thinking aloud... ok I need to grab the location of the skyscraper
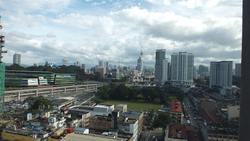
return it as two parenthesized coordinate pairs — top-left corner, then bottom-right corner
(155, 49), (168, 85)
(136, 51), (143, 74)
(235, 63), (241, 77)
(209, 61), (233, 94)
(170, 52), (194, 86)
(13, 53), (21, 65)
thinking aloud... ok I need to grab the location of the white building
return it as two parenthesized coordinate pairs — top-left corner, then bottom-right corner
(118, 119), (139, 141)
(209, 61), (233, 95)
(170, 52), (194, 87)
(155, 49), (169, 85)
(92, 104), (114, 116)
(13, 53), (21, 65)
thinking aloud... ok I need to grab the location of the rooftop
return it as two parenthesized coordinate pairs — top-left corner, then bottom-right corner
(95, 104), (113, 108)
(63, 133), (123, 141)
(122, 111), (142, 120)
(167, 124), (201, 141)
(170, 100), (183, 113)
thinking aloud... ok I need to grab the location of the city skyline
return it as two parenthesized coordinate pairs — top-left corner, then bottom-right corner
(0, 0), (242, 66)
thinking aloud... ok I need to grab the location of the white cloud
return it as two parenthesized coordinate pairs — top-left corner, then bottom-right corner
(0, 0), (242, 66)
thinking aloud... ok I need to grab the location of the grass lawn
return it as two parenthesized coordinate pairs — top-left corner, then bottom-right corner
(101, 100), (161, 112)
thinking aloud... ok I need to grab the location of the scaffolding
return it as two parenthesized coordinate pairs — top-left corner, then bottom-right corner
(0, 16), (7, 113)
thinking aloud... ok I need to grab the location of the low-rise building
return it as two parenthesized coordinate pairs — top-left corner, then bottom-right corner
(165, 124), (201, 141)
(89, 115), (112, 131)
(227, 105), (240, 120)
(121, 111), (144, 138)
(169, 100), (184, 124)
(118, 118), (139, 141)
(116, 104), (127, 113)
(92, 104), (114, 116)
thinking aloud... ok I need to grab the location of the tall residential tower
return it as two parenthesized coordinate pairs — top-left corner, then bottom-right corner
(155, 49), (169, 85)
(209, 61), (233, 95)
(170, 52), (194, 86)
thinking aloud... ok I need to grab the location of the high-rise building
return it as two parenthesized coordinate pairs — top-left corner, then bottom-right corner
(162, 59), (169, 83)
(13, 53), (21, 65)
(209, 61), (233, 94)
(235, 63), (241, 77)
(170, 52), (194, 86)
(155, 49), (169, 85)
(136, 51), (143, 74)
(198, 65), (209, 78)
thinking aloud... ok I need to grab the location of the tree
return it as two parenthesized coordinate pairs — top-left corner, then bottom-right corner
(153, 112), (171, 128)
(28, 96), (53, 114)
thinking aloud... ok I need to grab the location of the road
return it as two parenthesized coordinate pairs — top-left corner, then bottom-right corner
(183, 97), (198, 127)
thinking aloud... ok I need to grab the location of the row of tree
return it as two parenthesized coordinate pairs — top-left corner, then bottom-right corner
(96, 84), (185, 104)
(6, 64), (89, 81)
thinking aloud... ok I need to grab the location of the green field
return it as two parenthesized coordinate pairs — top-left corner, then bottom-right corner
(101, 100), (161, 112)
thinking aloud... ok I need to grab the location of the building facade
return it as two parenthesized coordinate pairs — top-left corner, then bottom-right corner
(209, 61), (233, 95)
(170, 52), (194, 86)
(155, 49), (169, 85)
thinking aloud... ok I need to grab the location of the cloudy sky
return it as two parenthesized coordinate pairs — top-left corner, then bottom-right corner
(0, 0), (242, 67)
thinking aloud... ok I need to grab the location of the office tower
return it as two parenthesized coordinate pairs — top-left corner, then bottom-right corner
(170, 52), (194, 86)
(136, 51), (143, 74)
(235, 63), (241, 77)
(198, 65), (209, 78)
(155, 49), (169, 85)
(209, 61), (233, 95)
(0, 16), (7, 113)
(13, 53), (21, 65)
(240, 0), (250, 139)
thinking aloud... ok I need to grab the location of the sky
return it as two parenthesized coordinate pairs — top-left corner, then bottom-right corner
(0, 0), (242, 67)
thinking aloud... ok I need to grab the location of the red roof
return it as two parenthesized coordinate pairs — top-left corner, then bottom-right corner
(170, 100), (183, 113)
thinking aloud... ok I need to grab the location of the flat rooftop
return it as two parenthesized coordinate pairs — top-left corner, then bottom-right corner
(63, 133), (124, 141)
